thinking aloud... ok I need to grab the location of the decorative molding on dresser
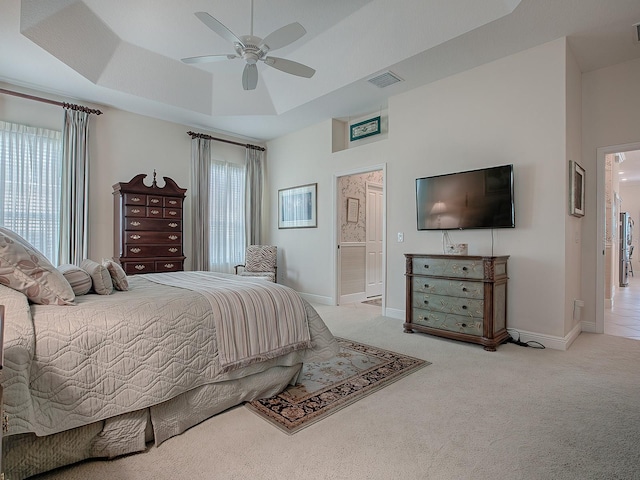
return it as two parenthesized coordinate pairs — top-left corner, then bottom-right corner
(113, 173), (187, 275)
(404, 254), (510, 351)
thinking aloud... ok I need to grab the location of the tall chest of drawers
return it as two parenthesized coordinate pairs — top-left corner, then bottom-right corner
(404, 254), (509, 351)
(113, 173), (187, 275)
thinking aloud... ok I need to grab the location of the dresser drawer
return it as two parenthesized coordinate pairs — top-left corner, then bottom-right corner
(412, 308), (483, 336)
(412, 292), (484, 318)
(412, 257), (484, 279)
(411, 276), (484, 299)
(155, 260), (183, 272)
(124, 193), (146, 206)
(125, 231), (181, 244)
(164, 197), (182, 208)
(125, 205), (146, 217)
(123, 261), (154, 274)
(124, 245), (182, 257)
(125, 218), (181, 231)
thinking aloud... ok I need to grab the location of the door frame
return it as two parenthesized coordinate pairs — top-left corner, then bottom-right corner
(332, 163), (387, 309)
(596, 141), (640, 334)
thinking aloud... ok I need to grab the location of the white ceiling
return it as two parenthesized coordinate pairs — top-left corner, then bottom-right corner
(1, 0), (640, 141)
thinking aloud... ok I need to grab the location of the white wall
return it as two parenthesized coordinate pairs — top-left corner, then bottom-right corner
(581, 57), (640, 329)
(267, 38), (571, 341)
(0, 83), (251, 270)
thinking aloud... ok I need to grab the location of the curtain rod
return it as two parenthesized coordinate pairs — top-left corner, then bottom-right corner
(0, 88), (103, 115)
(187, 130), (265, 151)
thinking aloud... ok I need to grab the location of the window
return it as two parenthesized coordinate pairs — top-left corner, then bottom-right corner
(0, 121), (62, 263)
(208, 160), (246, 272)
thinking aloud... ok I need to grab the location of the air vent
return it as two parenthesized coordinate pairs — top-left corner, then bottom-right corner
(368, 71), (403, 88)
(635, 22), (640, 43)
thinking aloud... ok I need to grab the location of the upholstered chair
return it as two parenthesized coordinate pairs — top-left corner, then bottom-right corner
(234, 245), (277, 282)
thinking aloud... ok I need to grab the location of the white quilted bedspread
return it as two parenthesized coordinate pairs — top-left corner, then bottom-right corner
(0, 273), (338, 437)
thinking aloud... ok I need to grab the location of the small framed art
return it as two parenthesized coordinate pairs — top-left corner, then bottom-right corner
(346, 197), (359, 223)
(569, 160), (585, 217)
(278, 183), (317, 229)
(350, 116), (381, 141)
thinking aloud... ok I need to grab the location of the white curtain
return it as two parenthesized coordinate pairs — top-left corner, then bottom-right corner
(0, 120), (62, 262)
(245, 147), (265, 245)
(190, 137), (211, 270)
(59, 109), (90, 265)
(209, 159), (246, 272)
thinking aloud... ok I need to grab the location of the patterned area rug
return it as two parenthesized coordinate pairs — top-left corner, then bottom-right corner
(246, 337), (429, 434)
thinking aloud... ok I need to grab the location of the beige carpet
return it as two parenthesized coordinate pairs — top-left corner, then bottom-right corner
(33, 302), (640, 480)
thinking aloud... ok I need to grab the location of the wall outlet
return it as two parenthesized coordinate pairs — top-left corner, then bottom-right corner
(397, 232), (404, 242)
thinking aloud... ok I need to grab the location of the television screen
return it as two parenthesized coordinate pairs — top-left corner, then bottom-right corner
(416, 164), (514, 230)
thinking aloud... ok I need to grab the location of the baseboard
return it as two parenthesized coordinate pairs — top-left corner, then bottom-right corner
(384, 307), (404, 320)
(298, 292), (334, 306)
(507, 321), (582, 351)
(580, 320), (597, 333)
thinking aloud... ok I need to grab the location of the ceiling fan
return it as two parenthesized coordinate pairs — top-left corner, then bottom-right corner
(181, 0), (316, 90)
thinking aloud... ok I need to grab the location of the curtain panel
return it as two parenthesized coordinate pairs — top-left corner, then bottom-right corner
(190, 137), (212, 271)
(59, 109), (90, 266)
(245, 148), (265, 245)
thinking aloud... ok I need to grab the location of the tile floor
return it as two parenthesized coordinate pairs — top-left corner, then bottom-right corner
(605, 276), (640, 340)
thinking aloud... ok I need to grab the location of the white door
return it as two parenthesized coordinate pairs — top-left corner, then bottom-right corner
(365, 183), (383, 297)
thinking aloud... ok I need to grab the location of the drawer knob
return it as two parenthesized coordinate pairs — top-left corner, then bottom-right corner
(151, 199), (160, 203)
(462, 287), (468, 292)
(462, 305), (468, 310)
(168, 248), (178, 253)
(424, 284), (429, 288)
(423, 300), (429, 305)
(169, 222), (178, 228)
(169, 211), (177, 215)
(424, 264), (430, 269)
(130, 234), (141, 240)
(130, 247), (141, 253)
(131, 208), (141, 213)
(169, 200), (177, 205)
(168, 235), (178, 240)
(461, 323), (467, 327)
(151, 209), (160, 215)
(135, 265), (146, 270)
(164, 263), (174, 268)
(131, 197), (141, 202)
(130, 221), (141, 226)
(462, 266), (468, 271)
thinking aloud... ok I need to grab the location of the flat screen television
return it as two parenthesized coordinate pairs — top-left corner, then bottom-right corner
(416, 164), (515, 230)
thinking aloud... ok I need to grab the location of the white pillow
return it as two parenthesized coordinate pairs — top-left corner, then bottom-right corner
(103, 259), (129, 291)
(80, 259), (113, 295)
(0, 227), (75, 305)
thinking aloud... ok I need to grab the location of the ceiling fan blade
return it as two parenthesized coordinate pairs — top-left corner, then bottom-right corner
(264, 57), (315, 78)
(261, 22), (306, 52)
(242, 64), (258, 90)
(181, 54), (237, 64)
(194, 12), (245, 48)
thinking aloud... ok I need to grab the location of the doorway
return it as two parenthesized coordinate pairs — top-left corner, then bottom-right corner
(335, 166), (386, 307)
(597, 143), (640, 340)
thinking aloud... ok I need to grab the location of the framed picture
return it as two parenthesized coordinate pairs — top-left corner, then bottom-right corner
(350, 116), (381, 141)
(569, 160), (585, 217)
(346, 197), (359, 223)
(278, 183), (317, 229)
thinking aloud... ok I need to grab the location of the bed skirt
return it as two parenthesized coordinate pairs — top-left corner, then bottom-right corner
(3, 364), (302, 479)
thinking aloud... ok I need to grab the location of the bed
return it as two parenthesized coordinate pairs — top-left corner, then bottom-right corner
(0, 252), (338, 479)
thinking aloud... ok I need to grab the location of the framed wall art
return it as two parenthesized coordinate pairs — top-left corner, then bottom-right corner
(278, 183), (317, 229)
(569, 160), (585, 217)
(346, 197), (359, 223)
(350, 116), (381, 142)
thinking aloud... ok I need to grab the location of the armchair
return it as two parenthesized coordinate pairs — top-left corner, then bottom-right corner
(234, 245), (277, 282)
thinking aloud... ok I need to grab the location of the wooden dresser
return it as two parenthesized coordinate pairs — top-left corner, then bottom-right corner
(113, 173), (187, 275)
(404, 254), (509, 351)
